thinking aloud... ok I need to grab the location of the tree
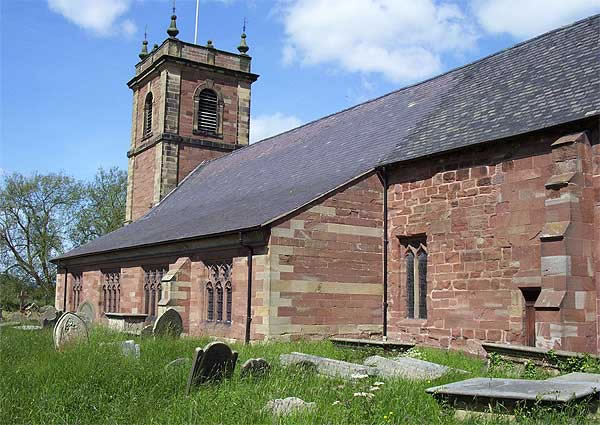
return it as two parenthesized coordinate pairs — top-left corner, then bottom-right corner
(70, 167), (127, 245)
(0, 173), (83, 299)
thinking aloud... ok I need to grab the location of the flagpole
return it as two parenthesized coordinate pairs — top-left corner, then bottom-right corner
(194, 0), (200, 44)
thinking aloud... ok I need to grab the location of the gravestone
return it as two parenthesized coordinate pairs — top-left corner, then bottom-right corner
(264, 397), (315, 416)
(53, 312), (88, 350)
(186, 342), (238, 395)
(363, 355), (463, 380)
(120, 340), (140, 359)
(76, 301), (95, 326)
(240, 358), (271, 378)
(140, 323), (154, 337)
(40, 306), (62, 329)
(280, 352), (377, 380)
(426, 377), (600, 410)
(152, 308), (183, 337)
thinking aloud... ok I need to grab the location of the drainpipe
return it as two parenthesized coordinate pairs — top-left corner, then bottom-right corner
(240, 233), (253, 344)
(62, 264), (68, 312)
(377, 167), (389, 340)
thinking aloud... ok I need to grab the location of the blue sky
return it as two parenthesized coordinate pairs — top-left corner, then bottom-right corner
(1, 0), (599, 180)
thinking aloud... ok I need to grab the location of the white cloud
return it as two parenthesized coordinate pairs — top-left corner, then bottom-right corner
(472, 0), (600, 39)
(250, 113), (303, 143)
(47, 0), (136, 37)
(280, 0), (478, 83)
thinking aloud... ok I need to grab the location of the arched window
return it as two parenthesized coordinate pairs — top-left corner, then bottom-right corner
(143, 92), (153, 137)
(206, 283), (214, 321)
(197, 89), (218, 135)
(216, 283), (223, 322)
(401, 237), (427, 319)
(144, 266), (167, 318)
(225, 281), (232, 323)
(102, 270), (120, 313)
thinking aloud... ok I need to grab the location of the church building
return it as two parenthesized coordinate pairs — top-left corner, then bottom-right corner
(54, 13), (600, 354)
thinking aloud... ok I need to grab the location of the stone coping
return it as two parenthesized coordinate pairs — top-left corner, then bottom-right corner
(330, 337), (414, 350)
(426, 377), (598, 403)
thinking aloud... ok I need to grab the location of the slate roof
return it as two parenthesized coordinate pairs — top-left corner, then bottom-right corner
(56, 14), (600, 261)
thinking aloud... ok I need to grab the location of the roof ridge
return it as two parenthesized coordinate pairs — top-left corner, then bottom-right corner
(185, 13), (599, 173)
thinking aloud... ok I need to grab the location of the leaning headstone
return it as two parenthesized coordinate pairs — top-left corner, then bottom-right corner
(152, 308), (183, 337)
(140, 323), (154, 337)
(120, 340), (140, 359)
(53, 312), (88, 350)
(40, 306), (61, 329)
(364, 355), (463, 380)
(264, 397), (315, 416)
(165, 357), (190, 370)
(240, 358), (271, 378)
(76, 301), (95, 326)
(280, 352), (377, 380)
(186, 342), (238, 395)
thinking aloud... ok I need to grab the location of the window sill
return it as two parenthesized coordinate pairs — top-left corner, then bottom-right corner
(142, 132), (153, 141)
(205, 320), (232, 326)
(193, 130), (222, 139)
(397, 318), (428, 326)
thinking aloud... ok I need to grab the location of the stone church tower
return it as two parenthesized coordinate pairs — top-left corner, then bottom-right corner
(125, 12), (259, 222)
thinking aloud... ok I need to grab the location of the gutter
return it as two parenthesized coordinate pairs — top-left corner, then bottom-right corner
(376, 167), (389, 339)
(239, 232), (254, 344)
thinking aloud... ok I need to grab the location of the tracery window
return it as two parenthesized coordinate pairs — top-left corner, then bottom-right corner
(402, 237), (428, 319)
(143, 92), (153, 137)
(196, 89), (219, 135)
(206, 261), (232, 323)
(71, 273), (83, 310)
(144, 266), (167, 318)
(102, 271), (121, 314)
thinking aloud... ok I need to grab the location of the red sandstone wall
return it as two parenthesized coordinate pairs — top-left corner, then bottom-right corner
(130, 148), (155, 220)
(263, 173), (384, 341)
(177, 145), (228, 182)
(387, 123), (598, 353)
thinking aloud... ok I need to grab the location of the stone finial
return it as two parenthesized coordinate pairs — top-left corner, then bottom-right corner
(167, 7), (179, 38)
(152, 43), (159, 52)
(206, 40), (215, 49)
(139, 39), (149, 60)
(237, 33), (249, 55)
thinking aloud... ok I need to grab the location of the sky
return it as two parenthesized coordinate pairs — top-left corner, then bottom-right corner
(1, 0), (599, 181)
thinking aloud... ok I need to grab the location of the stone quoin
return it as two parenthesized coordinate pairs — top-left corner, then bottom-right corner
(52, 13), (600, 354)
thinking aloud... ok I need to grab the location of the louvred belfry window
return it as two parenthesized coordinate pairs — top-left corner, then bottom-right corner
(206, 261), (232, 323)
(143, 93), (153, 137)
(197, 89), (218, 134)
(401, 237), (428, 319)
(144, 266), (167, 318)
(102, 271), (121, 313)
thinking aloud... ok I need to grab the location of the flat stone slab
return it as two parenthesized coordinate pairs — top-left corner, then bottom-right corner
(14, 325), (42, 331)
(426, 378), (599, 403)
(547, 372), (600, 386)
(364, 355), (460, 380)
(280, 352), (377, 379)
(330, 337), (414, 351)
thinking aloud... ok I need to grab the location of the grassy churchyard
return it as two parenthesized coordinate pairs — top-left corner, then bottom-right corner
(1, 325), (600, 425)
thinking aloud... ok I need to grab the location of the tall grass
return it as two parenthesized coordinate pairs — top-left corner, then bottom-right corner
(0, 327), (595, 424)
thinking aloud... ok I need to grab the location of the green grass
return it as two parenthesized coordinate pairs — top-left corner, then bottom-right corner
(0, 327), (596, 424)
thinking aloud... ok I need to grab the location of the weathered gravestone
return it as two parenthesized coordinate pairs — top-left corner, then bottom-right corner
(165, 357), (190, 370)
(241, 358), (271, 378)
(186, 342), (238, 395)
(53, 312), (88, 350)
(76, 301), (95, 326)
(280, 352), (377, 380)
(140, 323), (154, 337)
(152, 308), (183, 337)
(363, 355), (464, 380)
(40, 306), (62, 329)
(264, 397), (315, 416)
(120, 340), (140, 359)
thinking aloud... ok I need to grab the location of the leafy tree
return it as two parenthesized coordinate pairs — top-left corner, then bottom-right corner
(0, 173), (83, 300)
(70, 167), (127, 245)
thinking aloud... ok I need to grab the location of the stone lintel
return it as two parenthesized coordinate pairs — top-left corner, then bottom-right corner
(539, 221), (570, 241)
(534, 289), (566, 310)
(544, 172), (577, 190)
(127, 133), (241, 158)
(551, 132), (589, 147)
